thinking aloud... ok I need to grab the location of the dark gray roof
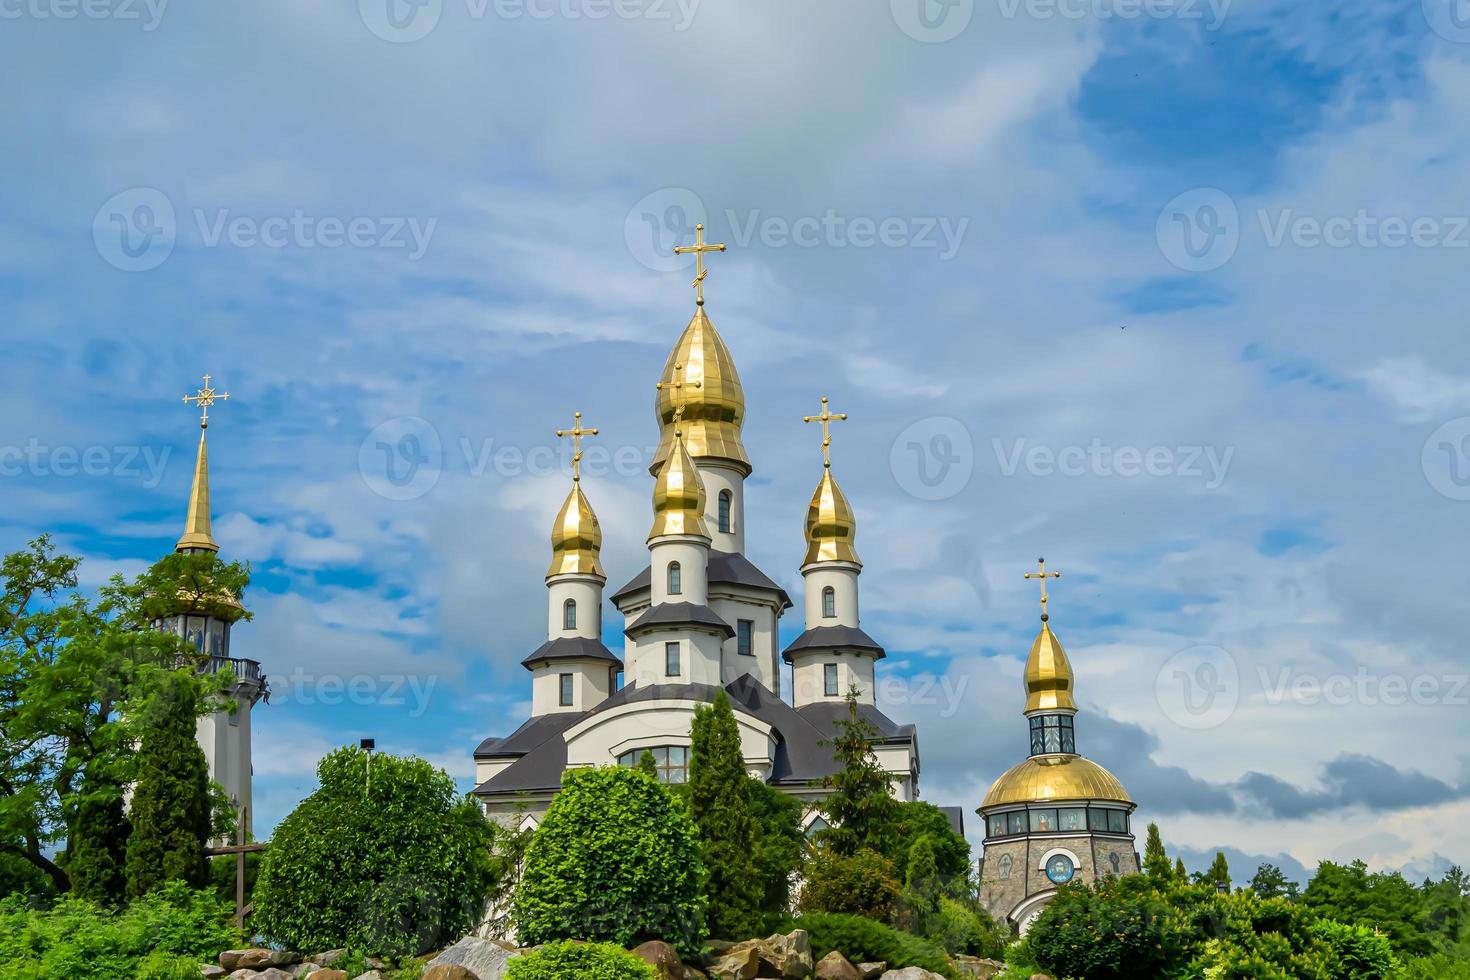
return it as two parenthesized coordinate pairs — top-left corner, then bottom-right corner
(781, 625), (886, 664)
(611, 550), (793, 609)
(520, 637), (623, 671)
(474, 711), (585, 759)
(796, 700), (917, 744)
(624, 602), (736, 639)
(939, 805), (965, 837)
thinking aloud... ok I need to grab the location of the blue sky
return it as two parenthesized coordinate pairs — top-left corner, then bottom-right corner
(3, 0), (1470, 883)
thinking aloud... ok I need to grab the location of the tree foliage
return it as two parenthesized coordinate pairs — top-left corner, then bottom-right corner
(254, 747), (497, 959)
(505, 940), (656, 980)
(1143, 821), (1172, 881)
(1304, 859), (1433, 956)
(815, 690), (899, 859)
(687, 691), (762, 939)
(126, 672), (213, 898)
(1251, 862), (1302, 901)
(798, 847), (901, 921)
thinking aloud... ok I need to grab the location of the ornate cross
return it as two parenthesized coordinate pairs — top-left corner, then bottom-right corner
(656, 362), (702, 433)
(182, 374), (229, 429)
(555, 411), (599, 483)
(1024, 557), (1062, 621)
(802, 396), (849, 469)
(673, 223), (727, 306)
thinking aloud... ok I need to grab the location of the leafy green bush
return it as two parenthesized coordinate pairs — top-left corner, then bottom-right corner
(1021, 875), (1204, 980)
(930, 897), (1006, 959)
(1312, 919), (1399, 979)
(783, 912), (955, 978)
(1399, 953), (1470, 979)
(513, 766), (705, 957)
(798, 848), (901, 920)
(253, 747), (496, 959)
(506, 940), (656, 980)
(0, 882), (237, 980)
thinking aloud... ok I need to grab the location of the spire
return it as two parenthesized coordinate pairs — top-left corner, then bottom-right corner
(548, 411), (605, 579)
(649, 364), (710, 541)
(176, 374), (229, 553)
(1023, 558), (1076, 714)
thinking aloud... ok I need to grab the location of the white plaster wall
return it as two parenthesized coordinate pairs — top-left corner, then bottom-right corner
(697, 462), (746, 554)
(649, 538), (709, 605)
(475, 757), (515, 785)
(546, 575), (603, 639)
(709, 596), (779, 690)
(626, 630), (725, 687)
(196, 688), (255, 835)
(563, 700), (775, 770)
(531, 660), (616, 715)
(791, 651), (876, 707)
(802, 564), (860, 629)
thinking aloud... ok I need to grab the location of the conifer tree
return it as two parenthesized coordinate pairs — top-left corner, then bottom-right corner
(1175, 857), (1188, 881)
(1202, 852), (1232, 891)
(67, 788), (130, 905)
(688, 691), (762, 938)
(1143, 822), (1172, 880)
(125, 672), (213, 897)
(637, 749), (659, 780)
(818, 689), (899, 858)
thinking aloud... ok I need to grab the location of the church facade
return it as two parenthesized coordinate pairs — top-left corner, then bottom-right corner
(473, 233), (920, 827)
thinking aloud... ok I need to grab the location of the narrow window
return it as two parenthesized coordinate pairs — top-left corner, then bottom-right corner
(668, 562), (682, 596)
(665, 642), (680, 677)
(824, 663), (839, 697)
(822, 586), (836, 619)
(737, 620), (754, 656)
(558, 673), (574, 707)
(563, 598), (577, 630)
(718, 490), (732, 534)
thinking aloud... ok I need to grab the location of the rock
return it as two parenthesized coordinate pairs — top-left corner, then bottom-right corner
(311, 971), (349, 980)
(353, 972), (386, 980)
(222, 949), (274, 970)
(227, 972), (256, 980)
(254, 970), (296, 980)
(706, 944), (760, 980)
(312, 950), (349, 967)
(634, 940), (685, 980)
(292, 965), (321, 978)
(764, 930), (814, 978)
(706, 931), (813, 980)
(1029, 975), (1056, 980)
(682, 968), (709, 980)
(857, 966), (885, 980)
(952, 957), (1004, 979)
(423, 966), (478, 980)
(878, 969), (946, 980)
(426, 935), (523, 980)
(201, 967), (227, 980)
(815, 951), (862, 980)
(267, 950), (305, 967)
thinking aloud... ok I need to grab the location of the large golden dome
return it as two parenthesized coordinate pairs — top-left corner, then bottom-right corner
(650, 307), (750, 476)
(804, 469), (860, 566)
(547, 483), (605, 579)
(981, 754), (1132, 808)
(1025, 621), (1077, 714)
(649, 433), (710, 541)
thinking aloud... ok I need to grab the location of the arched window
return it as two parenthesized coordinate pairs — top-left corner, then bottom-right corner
(667, 562), (682, 596)
(718, 490), (732, 534)
(563, 599), (577, 630)
(822, 586), (836, 619)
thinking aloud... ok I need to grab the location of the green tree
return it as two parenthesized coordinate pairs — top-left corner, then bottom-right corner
(891, 801), (970, 884)
(745, 778), (804, 919)
(506, 940), (655, 980)
(126, 672), (213, 897)
(1175, 857), (1189, 882)
(67, 789), (130, 904)
(1304, 860), (1432, 957)
(513, 766), (705, 957)
(637, 749), (658, 779)
(1143, 822), (1172, 880)
(817, 690), (898, 859)
(1196, 851), (1231, 893)
(688, 692), (762, 939)
(254, 747), (497, 959)
(798, 847), (902, 921)
(1251, 863), (1301, 901)
(901, 835), (942, 935)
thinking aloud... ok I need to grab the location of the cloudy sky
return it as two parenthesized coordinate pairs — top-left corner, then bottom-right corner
(3, 0), (1469, 883)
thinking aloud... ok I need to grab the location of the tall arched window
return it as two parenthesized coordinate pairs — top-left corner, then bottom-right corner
(668, 562), (682, 596)
(822, 586), (836, 619)
(563, 598), (577, 630)
(718, 490), (732, 534)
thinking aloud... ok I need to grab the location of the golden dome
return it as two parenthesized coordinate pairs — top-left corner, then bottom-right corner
(547, 483), (605, 580)
(176, 430), (220, 553)
(1025, 621), (1077, 714)
(650, 307), (750, 476)
(981, 754), (1132, 808)
(649, 433), (710, 541)
(804, 469), (860, 566)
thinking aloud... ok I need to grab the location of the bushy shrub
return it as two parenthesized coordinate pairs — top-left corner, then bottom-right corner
(1399, 953), (1470, 979)
(930, 897), (1006, 959)
(783, 912), (955, 978)
(0, 881), (237, 980)
(513, 766), (705, 957)
(506, 940), (656, 980)
(253, 747), (496, 959)
(1022, 876), (1202, 980)
(798, 848), (901, 920)
(1312, 919), (1400, 980)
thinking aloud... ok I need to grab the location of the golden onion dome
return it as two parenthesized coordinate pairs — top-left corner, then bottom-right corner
(547, 483), (605, 580)
(649, 433), (710, 541)
(1025, 620), (1077, 714)
(981, 754), (1132, 808)
(804, 468), (860, 566)
(650, 307), (750, 476)
(176, 430), (220, 553)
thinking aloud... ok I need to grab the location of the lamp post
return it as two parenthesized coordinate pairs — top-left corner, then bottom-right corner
(361, 738), (376, 796)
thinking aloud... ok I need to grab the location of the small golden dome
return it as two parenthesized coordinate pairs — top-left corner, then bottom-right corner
(548, 483), (605, 580)
(981, 754), (1132, 808)
(804, 469), (860, 566)
(1025, 621), (1077, 714)
(649, 434), (710, 541)
(650, 307), (750, 476)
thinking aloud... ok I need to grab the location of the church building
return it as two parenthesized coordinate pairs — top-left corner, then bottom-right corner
(473, 228), (921, 827)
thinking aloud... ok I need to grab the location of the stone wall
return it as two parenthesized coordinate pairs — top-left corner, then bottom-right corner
(978, 833), (1139, 928)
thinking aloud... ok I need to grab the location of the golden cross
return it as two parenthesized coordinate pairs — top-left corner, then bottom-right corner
(182, 374), (229, 430)
(802, 396), (849, 469)
(656, 362), (702, 434)
(673, 223), (727, 306)
(1024, 557), (1062, 621)
(555, 411), (599, 483)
